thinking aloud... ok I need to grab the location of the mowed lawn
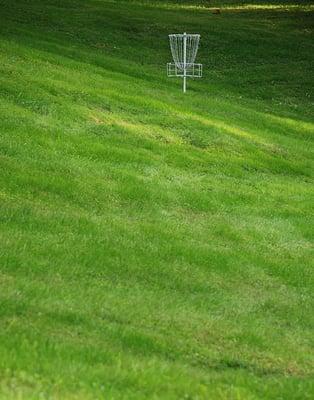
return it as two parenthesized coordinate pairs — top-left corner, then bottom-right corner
(0, 0), (313, 398)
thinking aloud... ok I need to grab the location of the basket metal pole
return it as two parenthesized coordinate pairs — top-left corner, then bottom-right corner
(183, 32), (187, 93)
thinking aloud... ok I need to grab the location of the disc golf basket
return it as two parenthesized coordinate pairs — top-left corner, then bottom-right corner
(167, 33), (202, 93)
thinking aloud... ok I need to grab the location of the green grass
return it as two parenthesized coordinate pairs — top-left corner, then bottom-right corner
(0, 0), (313, 398)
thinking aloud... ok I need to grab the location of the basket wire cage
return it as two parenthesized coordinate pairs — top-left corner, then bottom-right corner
(167, 33), (202, 92)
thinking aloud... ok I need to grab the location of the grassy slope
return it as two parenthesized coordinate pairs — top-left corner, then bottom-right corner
(0, 0), (313, 398)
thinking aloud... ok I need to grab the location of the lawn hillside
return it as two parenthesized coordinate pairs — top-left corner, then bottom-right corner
(0, 0), (314, 399)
